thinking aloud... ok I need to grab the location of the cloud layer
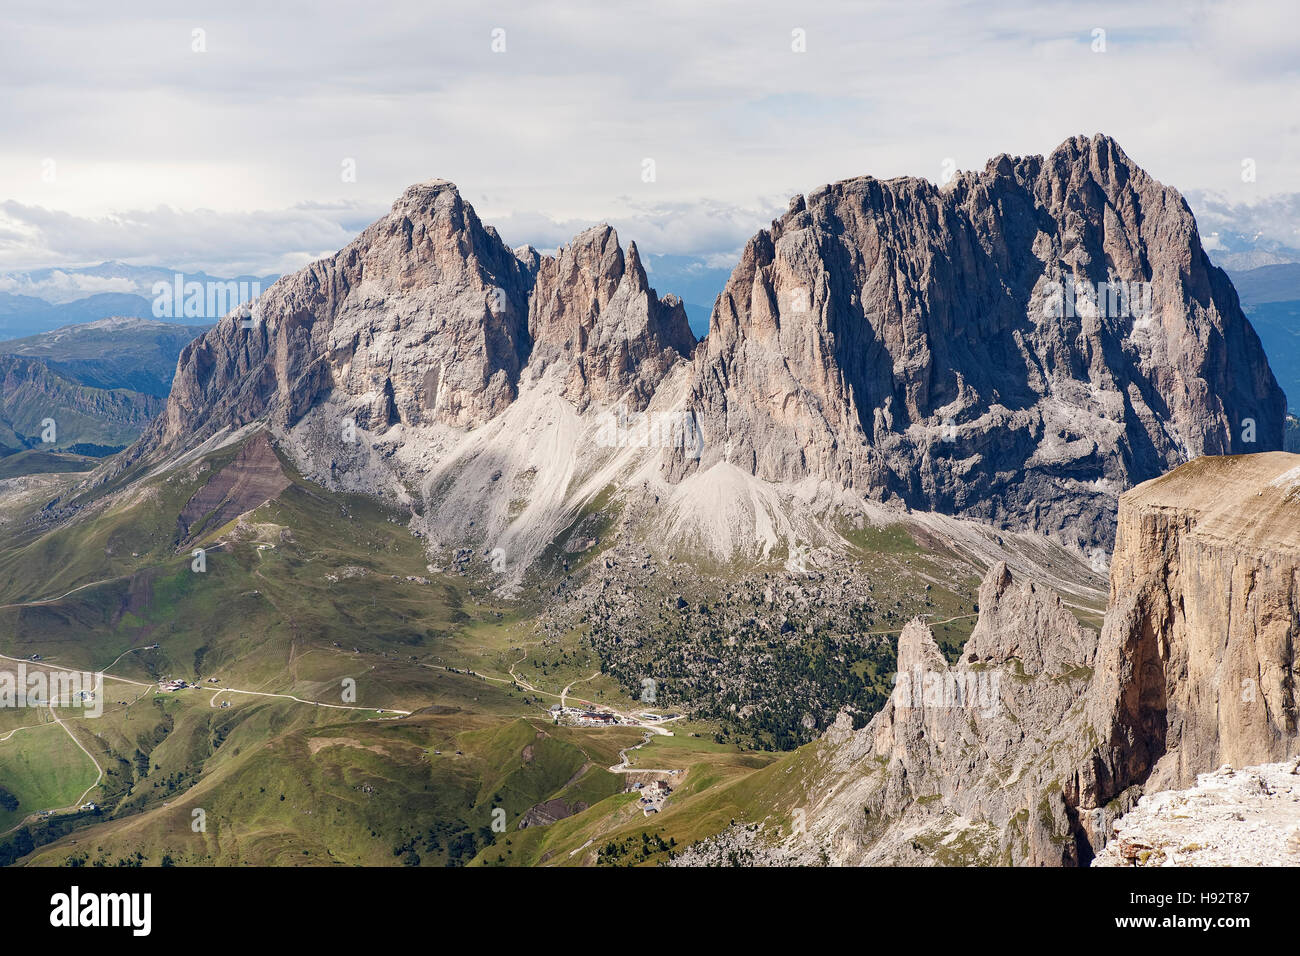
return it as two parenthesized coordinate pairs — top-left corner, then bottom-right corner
(0, 0), (1296, 273)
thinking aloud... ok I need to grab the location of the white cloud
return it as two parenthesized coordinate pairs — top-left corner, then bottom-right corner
(0, 199), (384, 275)
(1185, 189), (1300, 251)
(0, 270), (138, 299)
(0, 0), (1296, 274)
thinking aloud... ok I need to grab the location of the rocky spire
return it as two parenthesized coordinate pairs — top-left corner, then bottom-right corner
(526, 224), (695, 410)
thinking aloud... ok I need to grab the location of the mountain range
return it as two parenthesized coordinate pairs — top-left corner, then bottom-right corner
(0, 263), (277, 340)
(0, 318), (206, 461)
(113, 133), (1283, 566)
(1, 133), (1296, 869)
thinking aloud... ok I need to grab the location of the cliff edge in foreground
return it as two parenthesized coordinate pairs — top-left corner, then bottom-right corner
(760, 452), (1300, 866)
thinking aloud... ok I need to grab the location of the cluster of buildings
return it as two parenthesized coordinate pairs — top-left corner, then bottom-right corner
(629, 779), (673, 814)
(549, 704), (622, 726)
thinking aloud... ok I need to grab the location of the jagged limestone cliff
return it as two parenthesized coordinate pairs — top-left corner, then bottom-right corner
(763, 453), (1300, 866)
(675, 134), (1284, 552)
(770, 562), (1113, 866)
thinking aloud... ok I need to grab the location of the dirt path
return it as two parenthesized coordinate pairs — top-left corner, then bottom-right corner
(0, 576), (123, 610)
(0, 544), (228, 611)
(560, 671), (601, 709)
(0, 702), (105, 837)
(608, 731), (677, 774)
(208, 686), (410, 715)
(859, 612), (978, 637)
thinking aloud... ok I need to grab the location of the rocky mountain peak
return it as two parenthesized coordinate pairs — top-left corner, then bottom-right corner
(513, 243), (542, 273)
(108, 175), (704, 526)
(526, 223), (694, 410)
(390, 177), (462, 211)
(961, 560), (1099, 676)
(894, 617), (949, 674)
(678, 133), (1284, 551)
(784, 559), (1106, 865)
(110, 176), (542, 476)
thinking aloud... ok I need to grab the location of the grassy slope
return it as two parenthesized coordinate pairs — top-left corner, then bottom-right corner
(0, 450), (98, 480)
(0, 721), (99, 832)
(0, 428), (1075, 867)
(470, 733), (795, 867)
(0, 435), (654, 865)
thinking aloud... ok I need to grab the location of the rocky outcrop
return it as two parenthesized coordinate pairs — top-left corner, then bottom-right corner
(1093, 761), (1300, 866)
(780, 452), (1300, 867)
(517, 796), (589, 830)
(525, 226), (694, 411)
(781, 561), (1111, 866)
(1089, 452), (1300, 793)
(130, 187), (692, 469)
(673, 134), (1284, 551)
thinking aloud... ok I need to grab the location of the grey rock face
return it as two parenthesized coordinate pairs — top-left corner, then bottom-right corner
(525, 225), (695, 411)
(117, 135), (1282, 559)
(125, 179), (538, 470)
(672, 134), (1284, 550)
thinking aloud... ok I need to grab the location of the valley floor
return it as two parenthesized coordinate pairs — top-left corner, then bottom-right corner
(0, 433), (1112, 867)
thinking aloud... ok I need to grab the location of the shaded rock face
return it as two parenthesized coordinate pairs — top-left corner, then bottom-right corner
(1090, 452), (1300, 793)
(794, 453), (1300, 867)
(526, 226), (695, 412)
(673, 134), (1284, 550)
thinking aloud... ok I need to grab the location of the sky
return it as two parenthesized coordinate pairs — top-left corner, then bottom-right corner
(0, 0), (1297, 289)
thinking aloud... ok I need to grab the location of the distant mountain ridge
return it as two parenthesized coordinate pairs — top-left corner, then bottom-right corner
(1228, 263), (1300, 414)
(0, 262), (278, 339)
(0, 354), (161, 455)
(1229, 262), (1300, 305)
(0, 291), (157, 340)
(0, 317), (205, 466)
(0, 317), (209, 397)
